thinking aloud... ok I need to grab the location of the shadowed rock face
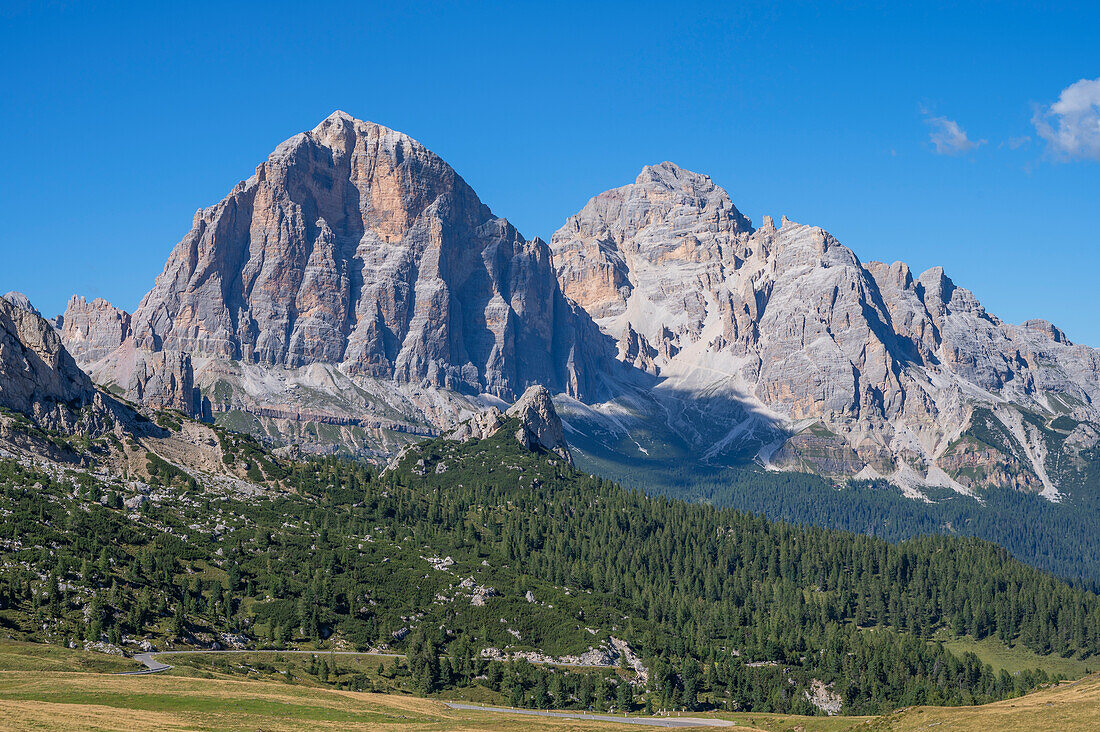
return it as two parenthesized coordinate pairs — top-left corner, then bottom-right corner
(0, 295), (99, 431)
(128, 111), (606, 402)
(551, 163), (1100, 498)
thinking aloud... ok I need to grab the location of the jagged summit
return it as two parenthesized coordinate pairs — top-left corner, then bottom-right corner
(2, 291), (40, 318)
(635, 160), (702, 184)
(319, 109), (355, 124)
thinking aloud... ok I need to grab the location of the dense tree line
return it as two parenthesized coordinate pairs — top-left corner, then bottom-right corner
(582, 454), (1100, 587)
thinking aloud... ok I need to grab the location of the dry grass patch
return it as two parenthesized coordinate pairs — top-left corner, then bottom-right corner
(870, 672), (1100, 731)
(0, 670), (652, 731)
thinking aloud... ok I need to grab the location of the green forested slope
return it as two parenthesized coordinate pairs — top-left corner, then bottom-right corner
(572, 450), (1100, 588)
(1, 421), (1098, 715)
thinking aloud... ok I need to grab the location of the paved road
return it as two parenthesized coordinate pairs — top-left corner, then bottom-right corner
(443, 703), (734, 727)
(119, 652), (174, 675)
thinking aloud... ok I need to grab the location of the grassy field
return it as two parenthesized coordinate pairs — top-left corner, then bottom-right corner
(0, 670), (719, 732)
(0, 642), (1097, 731)
(1, 668), (1097, 731)
(936, 634), (1097, 677)
(0, 640), (142, 674)
(870, 672), (1100, 731)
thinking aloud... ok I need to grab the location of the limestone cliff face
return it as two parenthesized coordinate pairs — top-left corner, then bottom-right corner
(551, 163), (1100, 498)
(99, 345), (195, 415)
(56, 295), (132, 363)
(553, 162), (752, 325)
(0, 295), (104, 433)
(129, 111), (605, 402)
(56, 297), (195, 416)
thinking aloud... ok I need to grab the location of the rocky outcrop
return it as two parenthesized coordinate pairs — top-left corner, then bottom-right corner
(2, 292), (41, 318)
(446, 406), (506, 442)
(0, 295), (106, 433)
(56, 295), (132, 363)
(551, 163), (1100, 498)
(124, 349), (194, 414)
(54, 296), (197, 417)
(446, 385), (572, 463)
(505, 385), (571, 462)
(128, 111), (607, 402)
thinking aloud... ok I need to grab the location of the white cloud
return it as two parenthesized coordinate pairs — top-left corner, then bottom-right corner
(922, 113), (985, 155)
(1033, 77), (1100, 161)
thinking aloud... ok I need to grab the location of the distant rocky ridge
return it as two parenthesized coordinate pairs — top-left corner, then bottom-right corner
(550, 162), (1100, 499)
(0, 293), (308, 503)
(46, 115), (1100, 500)
(1, 294), (93, 417)
(0, 294), (115, 438)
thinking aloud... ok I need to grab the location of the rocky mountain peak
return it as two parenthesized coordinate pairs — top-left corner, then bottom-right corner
(317, 109), (356, 126)
(550, 162), (754, 322)
(636, 160), (707, 186)
(552, 165), (1100, 500)
(124, 112), (605, 403)
(631, 161), (753, 232)
(48, 117), (1100, 501)
(2, 292), (41, 318)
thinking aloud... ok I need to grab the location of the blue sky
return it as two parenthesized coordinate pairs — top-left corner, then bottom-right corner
(2, 1), (1098, 342)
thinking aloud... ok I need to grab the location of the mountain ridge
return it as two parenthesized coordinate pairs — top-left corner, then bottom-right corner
(550, 161), (1100, 501)
(49, 113), (1100, 506)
